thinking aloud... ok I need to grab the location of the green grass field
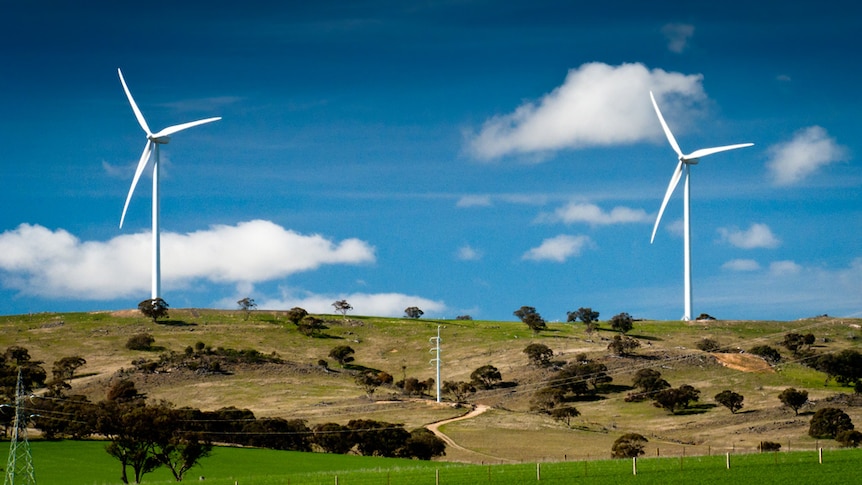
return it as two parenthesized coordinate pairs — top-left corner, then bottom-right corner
(6, 440), (861, 485)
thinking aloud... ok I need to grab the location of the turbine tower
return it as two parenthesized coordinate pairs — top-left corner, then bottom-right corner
(649, 91), (753, 321)
(117, 68), (221, 300)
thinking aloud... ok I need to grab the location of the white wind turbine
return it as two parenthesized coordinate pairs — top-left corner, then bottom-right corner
(649, 91), (752, 321)
(118, 68), (221, 300)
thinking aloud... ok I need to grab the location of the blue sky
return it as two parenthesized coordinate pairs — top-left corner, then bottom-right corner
(1, 1), (859, 321)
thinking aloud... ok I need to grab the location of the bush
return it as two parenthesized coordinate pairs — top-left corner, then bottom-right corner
(758, 441), (781, 452)
(610, 312), (634, 334)
(836, 429), (862, 448)
(696, 338), (721, 352)
(749, 345), (782, 364)
(125, 333), (155, 351)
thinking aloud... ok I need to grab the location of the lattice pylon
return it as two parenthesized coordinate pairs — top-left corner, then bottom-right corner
(4, 368), (36, 485)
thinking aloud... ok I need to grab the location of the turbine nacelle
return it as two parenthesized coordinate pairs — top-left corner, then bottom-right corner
(150, 135), (171, 144)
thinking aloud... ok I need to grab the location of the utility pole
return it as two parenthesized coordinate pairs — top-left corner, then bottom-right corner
(429, 326), (442, 403)
(4, 368), (37, 485)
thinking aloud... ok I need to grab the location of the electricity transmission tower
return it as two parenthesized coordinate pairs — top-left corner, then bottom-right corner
(429, 326), (441, 403)
(4, 368), (36, 485)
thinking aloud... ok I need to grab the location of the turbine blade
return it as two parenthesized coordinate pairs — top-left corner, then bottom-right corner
(650, 91), (683, 158)
(650, 160), (684, 243)
(118, 68), (152, 136)
(685, 143), (754, 160)
(120, 140), (153, 228)
(152, 117), (222, 138)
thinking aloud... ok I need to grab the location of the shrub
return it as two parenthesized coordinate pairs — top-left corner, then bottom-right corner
(125, 333), (155, 351)
(836, 429), (862, 448)
(696, 338), (721, 352)
(758, 441), (781, 452)
(749, 345), (782, 364)
(609, 312), (633, 334)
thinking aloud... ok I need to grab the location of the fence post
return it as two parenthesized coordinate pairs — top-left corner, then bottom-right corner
(436, 468), (440, 485)
(726, 452), (730, 469)
(819, 447), (823, 464)
(632, 457), (637, 476)
(536, 463), (541, 481)
(335, 476), (338, 485)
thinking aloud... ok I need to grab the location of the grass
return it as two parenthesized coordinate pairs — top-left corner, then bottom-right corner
(7, 440), (862, 484)
(2, 311), (862, 463)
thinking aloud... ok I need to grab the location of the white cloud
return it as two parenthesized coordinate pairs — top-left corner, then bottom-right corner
(466, 62), (705, 160)
(0, 220), (375, 299)
(766, 126), (849, 185)
(456, 245), (482, 261)
(257, 290), (446, 318)
(722, 259), (761, 272)
(456, 195), (493, 208)
(661, 23), (695, 53)
(537, 202), (651, 225)
(717, 223), (780, 249)
(769, 260), (802, 275)
(522, 235), (592, 263)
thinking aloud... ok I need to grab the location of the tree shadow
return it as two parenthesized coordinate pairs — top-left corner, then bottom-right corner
(675, 403), (717, 415)
(157, 320), (197, 327)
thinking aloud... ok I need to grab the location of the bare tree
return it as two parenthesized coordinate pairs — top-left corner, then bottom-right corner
(332, 300), (353, 319)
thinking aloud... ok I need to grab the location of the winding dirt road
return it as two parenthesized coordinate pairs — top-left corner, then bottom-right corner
(425, 404), (511, 461)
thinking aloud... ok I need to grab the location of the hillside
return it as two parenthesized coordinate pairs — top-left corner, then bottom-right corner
(2, 310), (861, 463)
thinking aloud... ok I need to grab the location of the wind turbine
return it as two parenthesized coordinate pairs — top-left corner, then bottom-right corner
(649, 91), (752, 321)
(117, 68), (221, 300)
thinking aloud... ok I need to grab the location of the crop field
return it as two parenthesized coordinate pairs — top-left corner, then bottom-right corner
(6, 440), (862, 485)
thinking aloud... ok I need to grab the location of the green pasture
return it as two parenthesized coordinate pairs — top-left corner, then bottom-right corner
(5, 440), (861, 485)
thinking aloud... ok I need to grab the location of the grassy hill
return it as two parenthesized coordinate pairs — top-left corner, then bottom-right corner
(2, 310), (861, 463)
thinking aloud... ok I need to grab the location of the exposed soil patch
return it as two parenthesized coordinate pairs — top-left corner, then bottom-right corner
(711, 353), (774, 373)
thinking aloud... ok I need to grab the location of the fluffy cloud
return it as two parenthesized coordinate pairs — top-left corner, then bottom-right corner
(456, 195), (493, 208)
(769, 260), (802, 276)
(717, 223), (780, 249)
(0, 220), (375, 299)
(766, 126), (849, 185)
(522, 235), (592, 262)
(257, 290), (446, 318)
(537, 202), (652, 225)
(662, 23), (695, 53)
(466, 62), (705, 159)
(721, 259), (761, 272)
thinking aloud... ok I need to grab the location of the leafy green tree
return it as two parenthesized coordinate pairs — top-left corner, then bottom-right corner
(627, 368), (670, 401)
(1, 346), (47, 404)
(836, 429), (862, 448)
(783, 332), (815, 354)
(714, 390), (744, 414)
(442, 381), (476, 402)
(347, 419), (410, 457)
(523, 343), (553, 367)
(568, 307), (599, 325)
(514, 306), (546, 334)
(328, 345), (355, 366)
(398, 428), (446, 460)
(550, 406), (581, 427)
(470, 365), (502, 389)
(46, 355), (87, 397)
(607, 335), (640, 356)
(778, 388), (809, 415)
(809, 407), (854, 439)
(286, 307), (308, 325)
(332, 300), (353, 319)
(137, 298), (169, 324)
(313, 423), (353, 454)
(404, 306), (424, 319)
(610, 312), (634, 334)
(356, 371), (393, 398)
(237, 297), (257, 320)
(814, 350), (862, 385)
(150, 405), (213, 481)
(126, 333), (155, 351)
(611, 433), (648, 458)
(297, 315), (328, 337)
(97, 399), (162, 484)
(749, 345), (782, 364)
(652, 385), (700, 414)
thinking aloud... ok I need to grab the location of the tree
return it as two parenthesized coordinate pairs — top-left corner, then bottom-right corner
(150, 406), (213, 481)
(237, 297), (257, 320)
(356, 371), (392, 398)
(783, 332), (816, 354)
(346, 419), (410, 457)
(609, 312), (634, 334)
(470, 365), (502, 389)
(332, 299), (353, 319)
(523, 343), (553, 367)
(836, 429), (862, 448)
(328, 345), (355, 366)
(313, 423), (353, 454)
(653, 385), (700, 414)
(399, 428), (446, 460)
(297, 315), (328, 337)
(568, 307), (599, 325)
(550, 406), (581, 427)
(97, 400), (162, 484)
(442, 381), (476, 402)
(611, 433), (648, 458)
(714, 390), (744, 414)
(286, 307), (308, 325)
(749, 345), (782, 364)
(137, 298), (169, 324)
(696, 338), (721, 352)
(404, 307), (424, 319)
(47, 355), (86, 396)
(809, 407), (854, 439)
(778, 388), (809, 415)
(513, 306), (546, 334)
(607, 335), (640, 356)
(628, 368), (670, 401)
